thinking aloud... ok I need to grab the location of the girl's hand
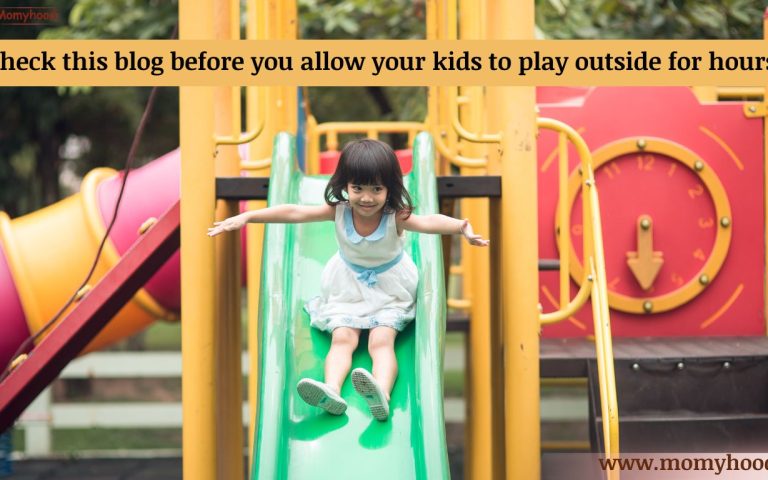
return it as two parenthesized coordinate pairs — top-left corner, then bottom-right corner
(207, 214), (246, 237)
(460, 219), (490, 247)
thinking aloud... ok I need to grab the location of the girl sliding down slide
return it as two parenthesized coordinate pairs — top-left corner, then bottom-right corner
(208, 139), (488, 421)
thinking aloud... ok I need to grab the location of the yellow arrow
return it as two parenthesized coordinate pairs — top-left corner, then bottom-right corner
(626, 215), (664, 291)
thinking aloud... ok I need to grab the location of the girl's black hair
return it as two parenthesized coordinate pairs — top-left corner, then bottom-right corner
(324, 139), (413, 216)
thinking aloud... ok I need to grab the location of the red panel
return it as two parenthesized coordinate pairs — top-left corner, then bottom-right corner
(537, 87), (764, 337)
(318, 149), (413, 175)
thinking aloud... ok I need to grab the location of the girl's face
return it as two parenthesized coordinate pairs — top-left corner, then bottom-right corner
(346, 183), (388, 218)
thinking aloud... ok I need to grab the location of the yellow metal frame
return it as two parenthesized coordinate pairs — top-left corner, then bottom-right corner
(536, 117), (620, 472)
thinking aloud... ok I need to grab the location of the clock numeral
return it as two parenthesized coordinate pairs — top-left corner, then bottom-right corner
(693, 248), (706, 261)
(667, 163), (678, 177)
(698, 217), (714, 229)
(671, 273), (684, 287)
(571, 224), (583, 236)
(603, 162), (621, 180)
(637, 154), (655, 171)
(688, 183), (705, 199)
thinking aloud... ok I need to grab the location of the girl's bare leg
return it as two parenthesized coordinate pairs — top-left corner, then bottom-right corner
(324, 327), (361, 393)
(368, 326), (399, 400)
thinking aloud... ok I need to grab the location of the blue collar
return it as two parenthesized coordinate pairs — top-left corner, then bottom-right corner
(344, 204), (388, 244)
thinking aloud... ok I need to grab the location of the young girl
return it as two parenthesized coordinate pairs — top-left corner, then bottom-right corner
(208, 139), (488, 421)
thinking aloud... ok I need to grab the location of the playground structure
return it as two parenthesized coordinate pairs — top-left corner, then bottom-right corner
(2, 1), (768, 480)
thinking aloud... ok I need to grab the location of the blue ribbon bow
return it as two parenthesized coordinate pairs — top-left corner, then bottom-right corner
(357, 270), (379, 287)
(339, 251), (404, 288)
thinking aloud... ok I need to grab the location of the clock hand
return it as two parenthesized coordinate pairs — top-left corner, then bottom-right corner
(626, 214), (664, 290)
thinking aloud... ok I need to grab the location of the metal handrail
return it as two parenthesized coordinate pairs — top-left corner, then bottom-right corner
(450, 87), (501, 144)
(305, 117), (425, 174)
(215, 87), (266, 147)
(536, 117), (620, 469)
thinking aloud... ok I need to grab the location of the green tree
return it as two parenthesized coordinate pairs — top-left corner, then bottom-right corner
(535, 0), (763, 39)
(0, 0), (178, 215)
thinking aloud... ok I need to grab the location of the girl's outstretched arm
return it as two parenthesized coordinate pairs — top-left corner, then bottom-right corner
(399, 213), (489, 247)
(207, 203), (335, 237)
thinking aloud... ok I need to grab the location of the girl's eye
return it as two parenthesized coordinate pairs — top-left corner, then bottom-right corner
(351, 186), (361, 191)
(374, 187), (383, 192)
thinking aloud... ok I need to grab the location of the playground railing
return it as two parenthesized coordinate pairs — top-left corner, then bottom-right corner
(537, 117), (620, 466)
(305, 117), (425, 174)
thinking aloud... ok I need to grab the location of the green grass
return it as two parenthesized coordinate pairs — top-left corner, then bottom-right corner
(53, 428), (183, 452)
(11, 427), (255, 454)
(10, 428), (182, 453)
(443, 370), (465, 397)
(143, 321), (182, 350)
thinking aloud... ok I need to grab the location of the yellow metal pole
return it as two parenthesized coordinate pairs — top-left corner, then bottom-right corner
(213, 0), (243, 477)
(486, 0), (539, 478)
(180, 0), (216, 478)
(458, 0), (494, 478)
(558, 132), (570, 307)
(246, 0), (270, 468)
(283, 1), (298, 133)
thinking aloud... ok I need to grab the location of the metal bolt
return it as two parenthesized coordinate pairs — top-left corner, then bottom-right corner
(587, 275), (594, 282)
(720, 217), (731, 228)
(585, 179), (593, 187)
(636, 139), (647, 150)
(694, 161), (704, 172)
(699, 274), (710, 285)
(642, 301), (653, 313)
(578, 167), (583, 176)
(632, 363), (640, 371)
(75, 285), (92, 302)
(640, 218), (651, 230)
(677, 362), (685, 370)
(723, 361), (731, 369)
(749, 105), (757, 113)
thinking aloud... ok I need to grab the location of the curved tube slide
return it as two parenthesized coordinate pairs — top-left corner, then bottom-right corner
(0, 150), (183, 367)
(251, 132), (449, 479)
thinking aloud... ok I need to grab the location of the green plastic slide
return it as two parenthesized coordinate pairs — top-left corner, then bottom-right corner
(251, 132), (450, 479)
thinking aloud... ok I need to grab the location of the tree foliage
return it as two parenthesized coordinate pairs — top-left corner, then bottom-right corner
(39, 0), (176, 39)
(535, 0), (764, 39)
(298, 0), (425, 39)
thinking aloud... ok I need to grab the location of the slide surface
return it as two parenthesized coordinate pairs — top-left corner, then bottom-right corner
(252, 132), (449, 479)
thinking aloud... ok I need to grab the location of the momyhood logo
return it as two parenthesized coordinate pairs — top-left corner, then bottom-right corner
(0, 7), (60, 26)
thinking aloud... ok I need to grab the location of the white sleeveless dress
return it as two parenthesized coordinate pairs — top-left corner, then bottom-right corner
(304, 202), (418, 332)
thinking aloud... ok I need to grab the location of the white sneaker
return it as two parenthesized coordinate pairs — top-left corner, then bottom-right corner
(296, 378), (347, 415)
(351, 368), (389, 421)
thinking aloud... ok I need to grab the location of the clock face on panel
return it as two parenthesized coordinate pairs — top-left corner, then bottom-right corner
(561, 138), (732, 314)
(536, 86), (765, 338)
